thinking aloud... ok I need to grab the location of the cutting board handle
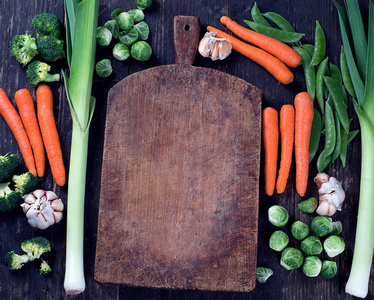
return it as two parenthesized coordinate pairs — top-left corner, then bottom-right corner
(173, 16), (201, 65)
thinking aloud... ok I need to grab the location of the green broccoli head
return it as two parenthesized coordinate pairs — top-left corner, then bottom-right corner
(5, 251), (29, 270)
(11, 31), (38, 66)
(39, 259), (52, 275)
(21, 237), (51, 260)
(37, 35), (65, 62)
(0, 153), (19, 182)
(0, 182), (21, 212)
(12, 172), (39, 196)
(25, 60), (60, 87)
(31, 13), (63, 38)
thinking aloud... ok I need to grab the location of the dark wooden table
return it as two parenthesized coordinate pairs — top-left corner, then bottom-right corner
(0, 0), (370, 299)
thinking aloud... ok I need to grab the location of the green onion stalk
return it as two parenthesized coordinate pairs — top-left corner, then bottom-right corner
(334, 0), (374, 298)
(63, 0), (99, 295)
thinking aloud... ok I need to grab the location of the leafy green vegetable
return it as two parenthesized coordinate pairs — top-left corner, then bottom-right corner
(95, 59), (113, 78)
(96, 26), (112, 46)
(134, 21), (150, 40)
(113, 43), (130, 61)
(118, 27), (139, 46)
(268, 205), (289, 227)
(256, 267), (273, 283)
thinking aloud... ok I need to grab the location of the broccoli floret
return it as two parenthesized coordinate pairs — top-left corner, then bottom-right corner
(5, 251), (29, 270)
(25, 60), (60, 87)
(31, 13), (63, 38)
(12, 172), (39, 196)
(11, 31), (38, 66)
(0, 182), (21, 212)
(39, 259), (52, 275)
(0, 153), (19, 182)
(37, 35), (65, 62)
(21, 237), (51, 261)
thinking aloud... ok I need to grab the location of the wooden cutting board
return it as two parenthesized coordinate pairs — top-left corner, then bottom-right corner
(94, 16), (262, 292)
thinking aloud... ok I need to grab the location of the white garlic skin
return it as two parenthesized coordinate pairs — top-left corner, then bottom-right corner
(21, 189), (64, 230)
(198, 32), (232, 61)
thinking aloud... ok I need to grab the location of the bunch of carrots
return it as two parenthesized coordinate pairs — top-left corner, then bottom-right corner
(0, 84), (65, 186)
(263, 92), (314, 197)
(207, 16), (302, 85)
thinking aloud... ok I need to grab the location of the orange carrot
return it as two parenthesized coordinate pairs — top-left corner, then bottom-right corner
(294, 92), (314, 197)
(276, 104), (295, 194)
(0, 88), (37, 176)
(36, 84), (65, 186)
(263, 107), (279, 196)
(207, 26), (294, 85)
(220, 16), (302, 68)
(15, 89), (45, 177)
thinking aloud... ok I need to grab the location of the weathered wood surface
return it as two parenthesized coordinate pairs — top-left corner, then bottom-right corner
(0, 0), (369, 299)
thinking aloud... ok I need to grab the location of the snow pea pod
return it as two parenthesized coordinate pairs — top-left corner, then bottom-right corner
(316, 57), (329, 114)
(251, 2), (271, 27)
(332, 112), (341, 162)
(301, 44), (315, 57)
(310, 20), (326, 66)
(339, 128), (348, 167)
(324, 101), (336, 158)
(317, 149), (331, 173)
(330, 62), (343, 88)
(341, 85), (348, 106)
(340, 46), (356, 98)
(347, 129), (359, 143)
(309, 109), (322, 162)
(244, 20), (305, 43)
(263, 12), (295, 32)
(323, 75), (350, 133)
(294, 46), (316, 99)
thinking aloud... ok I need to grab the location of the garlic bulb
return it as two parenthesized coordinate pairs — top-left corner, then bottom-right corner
(314, 173), (345, 216)
(21, 190), (64, 230)
(198, 32), (232, 61)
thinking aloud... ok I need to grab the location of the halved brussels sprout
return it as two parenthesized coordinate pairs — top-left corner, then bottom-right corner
(300, 236), (323, 255)
(136, 0), (153, 10)
(280, 247), (304, 270)
(298, 197), (318, 213)
(113, 43), (130, 61)
(104, 20), (119, 40)
(111, 8), (124, 20)
(256, 267), (273, 283)
(268, 205), (289, 227)
(311, 216), (333, 237)
(96, 26), (112, 46)
(323, 235), (345, 257)
(119, 28), (139, 46)
(117, 12), (134, 30)
(302, 256), (322, 277)
(128, 9), (145, 23)
(95, 59), (113, 78)
(130, 41), (152, 61)
(269, 230), (289, 252)
(321, 260), (337, 278)
(290, 221), (310, 240)
(134, 21), (150, 40)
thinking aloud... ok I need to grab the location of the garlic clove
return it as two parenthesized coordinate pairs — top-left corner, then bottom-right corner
(198, 36), (212, 58)
(36, 214), (51, 230)
(50, 199), (64, 211)
(210, 42), (220, 61)
(316, 200), (337, 216)
(46, 191), (58, 201)
(314, 173), (330, 189)
(218, 40), (232, 60)
(23, 193), (37, 205)
(53, 211), (63, 223)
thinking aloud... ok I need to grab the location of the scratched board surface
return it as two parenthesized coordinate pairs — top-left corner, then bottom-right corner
(0, 0), (367, 299)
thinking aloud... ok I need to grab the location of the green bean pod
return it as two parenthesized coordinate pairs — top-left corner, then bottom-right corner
(294, 46), (316, 99)
(244, 20), (305, 43)
(323, 75), (350, 133)
(251, 2), (271, 27)
(310, 21), (326, 67)
(340, 46), (356, 98)
(317, 149), (331, 173)
(301, 44), (315, 57)
(316, 57), (329, 114)
(332, 112), (341, 162)
(324, 101), (336, 158)
(309, 109), (322, 162)
(263, 12), (296, 32)
(330, 62), (343, 88)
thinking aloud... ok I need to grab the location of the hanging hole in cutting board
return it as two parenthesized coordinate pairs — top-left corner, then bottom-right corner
(184, 24), (190, 31)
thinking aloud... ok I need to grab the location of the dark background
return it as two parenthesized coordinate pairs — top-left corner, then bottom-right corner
(0, 0), (369, 299)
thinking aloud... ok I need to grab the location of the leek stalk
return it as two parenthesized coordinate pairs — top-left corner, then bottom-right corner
(334, 0), (374, 298)
(63, 0), (99, 295)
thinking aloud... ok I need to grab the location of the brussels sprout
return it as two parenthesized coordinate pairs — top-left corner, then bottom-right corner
(104, 20), (119, 40)
(96, 26), (112, 46)
(320, 260), (337, 278)
(290, 221), (310, 240)
(280, 247), (304, 270)
(311, 216), (333, 237)
(128, 9), (145, 23)
(256, 267), (273, 283)
(331, 221), (343, 235)
(300, 236), (323, 255)
(302, 256), (322, 277)
(117, 12), (134, 30)
(111, 8), (124, 20)
(130, 41), (152, 61)
(298, 197), (318, 213)
(134, 21), (150, 40)
(136, 0), (153, 10)
(119, 28), (139, 46)
(268, 205), (289, 227)
(95, 59), (113, 78)
(113, 43), (130, 61)
(269, 230), (289, 251)
(323, 235), (345, 257)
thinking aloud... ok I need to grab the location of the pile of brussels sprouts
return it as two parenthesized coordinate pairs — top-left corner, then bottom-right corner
(265, 202), (345, 280)
(95, 0), (153, 77)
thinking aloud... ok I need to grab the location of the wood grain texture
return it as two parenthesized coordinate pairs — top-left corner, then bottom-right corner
(95, 64), (262, 292)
